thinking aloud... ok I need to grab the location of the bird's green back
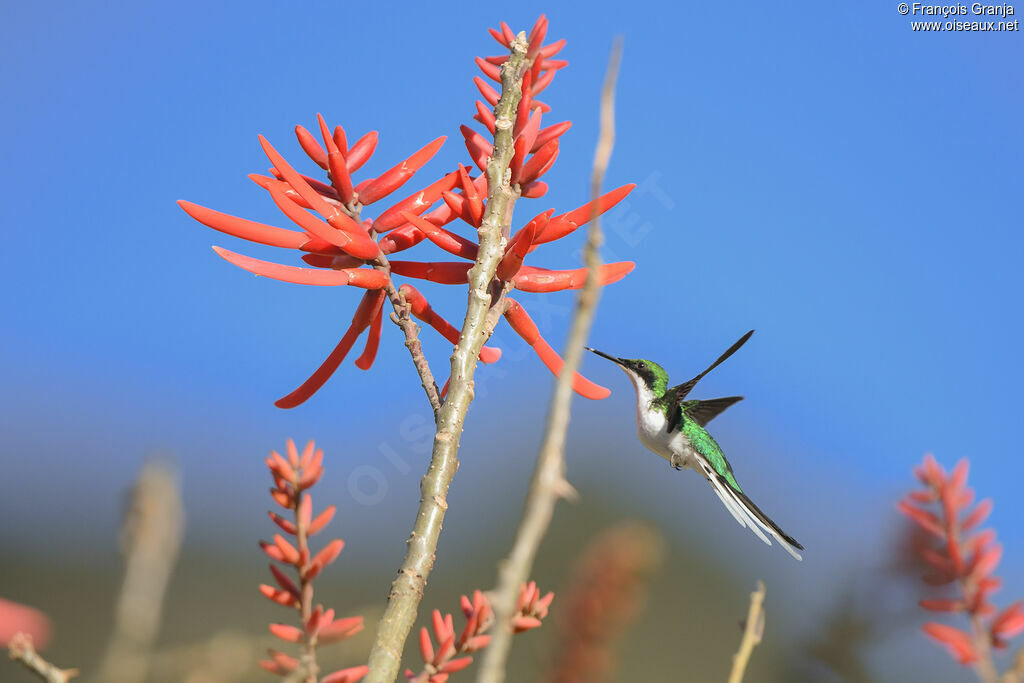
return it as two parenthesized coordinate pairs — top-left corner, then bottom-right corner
(679, 408), (742, 492)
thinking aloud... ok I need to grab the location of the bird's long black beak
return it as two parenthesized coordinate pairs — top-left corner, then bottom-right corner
(585, 347), (625, 366)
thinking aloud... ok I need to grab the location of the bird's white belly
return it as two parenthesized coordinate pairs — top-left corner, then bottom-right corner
(635, 402), (695, 468)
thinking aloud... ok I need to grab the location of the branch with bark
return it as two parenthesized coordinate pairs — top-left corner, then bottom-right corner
(363, 33), (532, 683)
(475, 38), (623, 683)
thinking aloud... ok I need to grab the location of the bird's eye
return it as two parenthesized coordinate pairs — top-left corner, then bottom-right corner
(637, 361), (646, 369)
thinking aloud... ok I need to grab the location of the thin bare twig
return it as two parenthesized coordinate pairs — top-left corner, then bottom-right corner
(363, 32), (531, 683)
(8, 634), (79, 683)
(475, 38), (623, 683)
(728, 581), (767, 683)
(376, 252), (443, 418)
(95, 460), (184, 683)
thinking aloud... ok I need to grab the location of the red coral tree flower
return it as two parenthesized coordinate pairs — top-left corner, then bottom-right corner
(899, 454), (1023, 677)
(406, 582), (553, 683)
(258, 439), (367, 682)
(179, 14), (635, 408)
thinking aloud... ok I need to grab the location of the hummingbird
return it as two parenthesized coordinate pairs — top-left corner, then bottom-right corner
(586, 331), (803, 560)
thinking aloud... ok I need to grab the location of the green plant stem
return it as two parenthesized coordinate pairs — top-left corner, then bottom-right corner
(363, 32), (530, 683)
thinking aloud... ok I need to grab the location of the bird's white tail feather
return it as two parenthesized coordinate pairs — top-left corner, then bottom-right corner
(701, 461), (803, 561)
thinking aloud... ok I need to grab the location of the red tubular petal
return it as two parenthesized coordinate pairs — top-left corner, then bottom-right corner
(475, 56), (501, 82)
(249, 173), (317, 210)
(311, 538), (345, 570)
(535, 184), (636, 243)
(458, 165), (484, 226)
(441, 657), (474, 675)
(379, 224), (427, 255)
(318, 114), (354, 203)
(269, 623), (304, 643)
(461, 125), (494, 173)
(346, 131), (378, 173)
(269, 563), (300, 597)
(504, 300), (611, 399)
(896, 500), (946, 537)
(474, 100), (497, 135)
(512, 616), (543, 633)
(295, 124), (328, 169)
(273, 534), (301, 564)
(533, 121), (572, 152)
(301, 253), (341, 268)
(307, 505), (336, 535)
(969, 543), (1003, 581)
(992, 602), (1024, 639)
(949, 459), (969, 493)
(442, 190), (471, 224)
(401, 212), (479, 259)
(269, 510), (298, 535)
(488, 26), (510, 47)
(514, 70), (534, 139)
(359, 136), (446, 205)
(354, 303), (383, 370)
(401, 284), (500, 363)
(473, 76), (500, 106)
(259, 135), (339, 218)
(497, 221), (536, 281)
(178, 200), (309, 249)
(532, 67), (558, 96)
(513, 262), (635, 293)
(322, 665), (369, 683)
(922, 623), (978, 664)
(276, 290), (385, 408)
(212, 247), (387, 288)
(539, 38), (566, 58)
(390, 260), (471, 284)
(526, 14), (548, 59)
(518, 139), (559, 185)
(333, 125), (348, 155)
(520, 181), (547, 198)
(419, 627), (435, 664)
(373, 170), (460, 232)
(434, 634), (456, 667)
(319, 617), (365, 644)
(263, 182), (351, 247)
(511, 110), (542, 183)
(961, 499), (993, 531)
(260, 584), (296, 606)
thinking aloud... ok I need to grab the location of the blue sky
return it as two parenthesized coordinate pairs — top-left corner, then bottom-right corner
(2, 1), (1022, 674)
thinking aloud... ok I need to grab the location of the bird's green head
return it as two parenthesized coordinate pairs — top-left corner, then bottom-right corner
(585, 348), (669, 398)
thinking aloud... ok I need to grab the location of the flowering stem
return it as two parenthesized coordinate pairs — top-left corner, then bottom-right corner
(363, 32), (531, 683)
(294, 484), (319, 683)
(475, 39), (622, 683)
(727, 581), (767, 683)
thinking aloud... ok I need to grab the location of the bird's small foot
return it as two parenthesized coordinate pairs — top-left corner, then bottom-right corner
(670, 454), (685, 471)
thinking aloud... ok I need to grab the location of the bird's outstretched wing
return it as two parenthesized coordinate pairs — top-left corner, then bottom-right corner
(664, 330), (753, 433)
(695, 455), (804, 561)
(681, 396), (744, 427)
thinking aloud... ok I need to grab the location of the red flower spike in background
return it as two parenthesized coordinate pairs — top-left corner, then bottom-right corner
(258, 439), (366, 680)
(180, 14), (635, 407)
(0, 598), (51, 649)
(899, 454), (1023, 674)
(405, 584), (552, 682)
